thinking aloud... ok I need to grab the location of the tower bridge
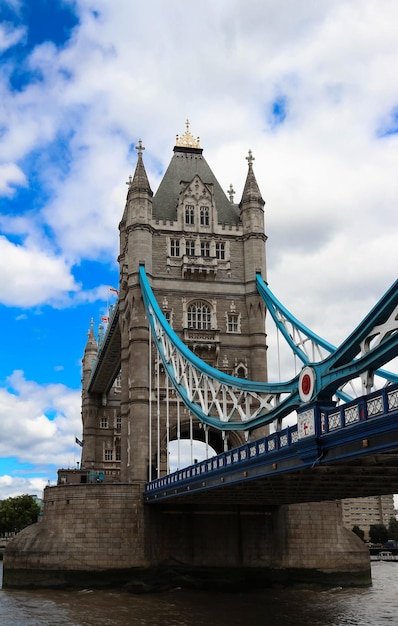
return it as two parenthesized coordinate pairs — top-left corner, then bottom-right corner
(4, 123), (398, 591)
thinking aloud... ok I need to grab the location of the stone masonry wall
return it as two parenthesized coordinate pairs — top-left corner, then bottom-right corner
(4, 484), (148, 573)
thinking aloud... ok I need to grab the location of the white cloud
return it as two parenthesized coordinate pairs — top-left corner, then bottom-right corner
(0, 163), (26, 196)
(0, 475), (47, 501)
(0, 370), (81, 468)
(0, 236), (80, 307)
(0, 22), (25, 53)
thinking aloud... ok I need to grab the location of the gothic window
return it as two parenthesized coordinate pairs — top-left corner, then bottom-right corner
(104, 449), (113, 461)
(216, 242), (225, 260)
(100, 417), (108, 428)
(200, 206), (209, 226)
(235, 365), (247, 378)
(187, 301), (211, 330)
(115, 445), (121, 461)
(170, 239), (180, 257)
(186, 240), (195, 256)
(227, 314), (239, 333)
(116, 416), (121, 431)
(200, 241), (210, 257)
(185, 205), (194, 225)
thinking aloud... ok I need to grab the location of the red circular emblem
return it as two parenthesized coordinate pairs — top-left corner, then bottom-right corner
(299, 366), (316, 402)
(301, 373), (311, 395)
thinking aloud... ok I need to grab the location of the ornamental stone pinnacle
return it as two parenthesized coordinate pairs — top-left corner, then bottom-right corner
(135, 139), (145, 155)
(246, 149), (255, 167)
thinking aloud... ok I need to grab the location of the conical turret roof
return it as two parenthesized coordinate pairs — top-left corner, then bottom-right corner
(84, 318), (98, 356)
(127, 140), (153, 197)
(240, 150), (265, 207)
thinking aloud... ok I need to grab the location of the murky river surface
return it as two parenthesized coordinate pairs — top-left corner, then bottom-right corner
(0, 561), (396, 625)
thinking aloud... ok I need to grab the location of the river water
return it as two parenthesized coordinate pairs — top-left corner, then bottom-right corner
(0, 561), (396, 625)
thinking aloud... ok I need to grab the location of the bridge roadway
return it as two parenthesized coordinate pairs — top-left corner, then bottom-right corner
(144, 383), (398, 507)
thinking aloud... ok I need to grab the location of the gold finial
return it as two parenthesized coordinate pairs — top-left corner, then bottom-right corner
(175, 119), (201, 149)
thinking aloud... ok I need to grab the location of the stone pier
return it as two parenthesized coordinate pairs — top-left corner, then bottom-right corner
(3, 484), (370, 590)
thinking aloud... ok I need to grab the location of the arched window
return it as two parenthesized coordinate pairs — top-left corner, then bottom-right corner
(187, 301), (211, 330)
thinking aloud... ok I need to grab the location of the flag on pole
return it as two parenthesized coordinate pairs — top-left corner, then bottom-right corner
(101, 315), (110, 323)
(109, 287), (118, 295)
(75, 437), (84, 447)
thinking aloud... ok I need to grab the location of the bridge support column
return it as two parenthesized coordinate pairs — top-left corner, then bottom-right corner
(273, 501), (370, 585)
(145, 500), (371, 589)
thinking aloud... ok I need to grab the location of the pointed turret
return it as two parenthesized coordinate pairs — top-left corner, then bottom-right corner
(126, 139), (153, 199)
(80, 318), (99, 471)
(239, 150), (267, 281)
(239, 150), (265, 218)
(82, 318), (98, 383)
(119, 139), (154, 279)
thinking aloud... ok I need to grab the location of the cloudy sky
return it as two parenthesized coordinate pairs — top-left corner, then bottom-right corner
(0, 0), (397, 500)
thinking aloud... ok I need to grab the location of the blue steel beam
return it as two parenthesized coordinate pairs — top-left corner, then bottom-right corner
(319, 333), (398, 399)
(256, 273), (398, 387)
(321, 278), (398, 370)
(255, 273), (335, 363)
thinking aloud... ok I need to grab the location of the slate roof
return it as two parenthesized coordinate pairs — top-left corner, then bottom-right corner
(152, 146), (240, 225)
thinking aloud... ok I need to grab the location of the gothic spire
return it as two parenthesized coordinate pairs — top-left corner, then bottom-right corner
(239, 150), (265, 208)
(126, 139), (153, 198)
(84, 318), (98, 354)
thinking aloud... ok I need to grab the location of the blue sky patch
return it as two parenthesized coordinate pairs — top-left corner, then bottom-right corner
(73, 260), (119, 292)
(268, 96), (288, 128)
(377, 107), (398, 137)
(1, 0), (79, 90)
(1, 0), (79, 51)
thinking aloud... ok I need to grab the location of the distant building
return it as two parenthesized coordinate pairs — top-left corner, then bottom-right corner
(342, 495), (395, 539)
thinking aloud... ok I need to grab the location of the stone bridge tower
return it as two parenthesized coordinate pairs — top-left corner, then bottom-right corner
(115, 123), (268, 483)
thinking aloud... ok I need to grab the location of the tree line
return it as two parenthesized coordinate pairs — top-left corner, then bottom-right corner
(352, 517), (398, 544)
(0, 495), (41, 535)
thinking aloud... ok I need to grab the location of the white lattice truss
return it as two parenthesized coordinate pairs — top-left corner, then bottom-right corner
(147, 301), (293, 430)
